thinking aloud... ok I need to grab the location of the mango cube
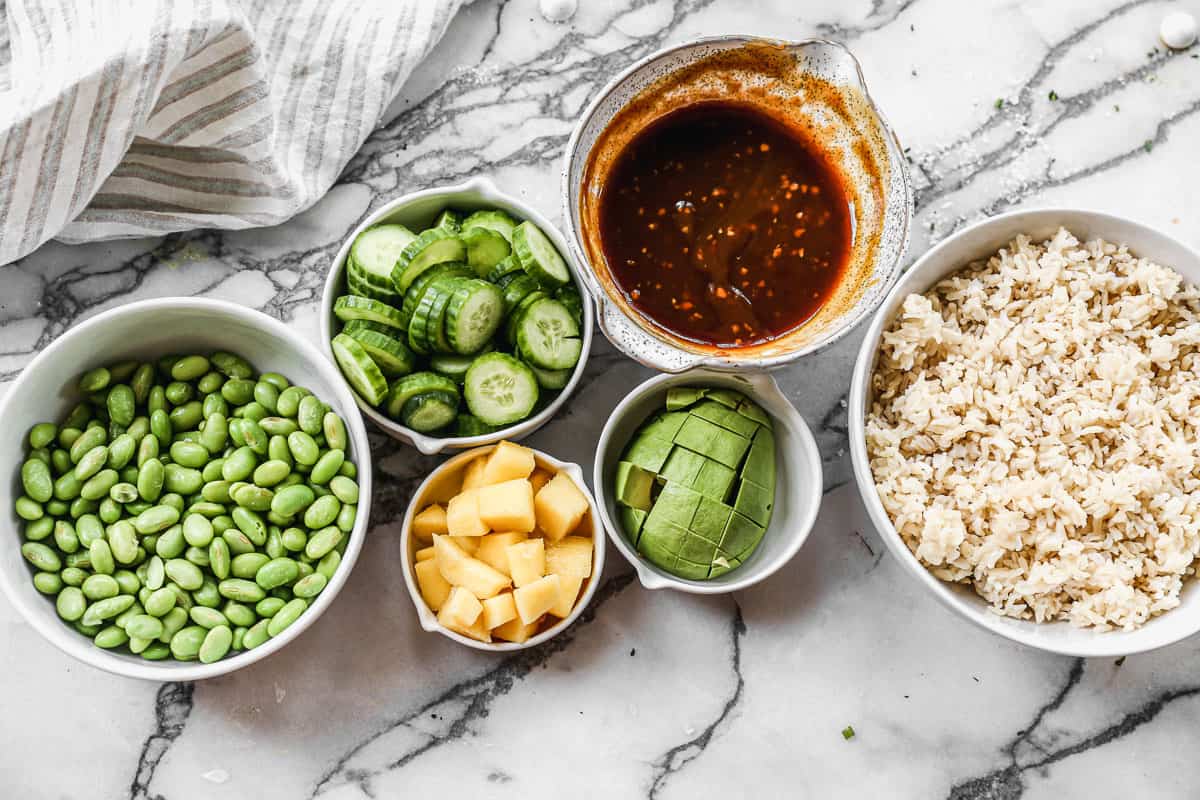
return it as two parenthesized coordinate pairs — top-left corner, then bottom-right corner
(534, 473), (589, 541)
(412, 504), (448, 542)
(446, 489), (489, 537)
(545, 536), (593, 578)
(414, 559), (452, 611)
(476, 479), (536, 533)
(529, 468), (554, 495)
(506, 538), (545, 588)
(433, 535), (511, 599)
(460, 456), (487, 491)
(481, 441), (536, 485)
(493, 616), (540, 643)
(475, 532), (527, 576)
(481, 592), (518, 629)
(549, 575), (583, 618)
(415, 546), (435, 562)
(514, 574), (561, 624)
(449, 535), (480, 555)
(438, 587), (490, 642)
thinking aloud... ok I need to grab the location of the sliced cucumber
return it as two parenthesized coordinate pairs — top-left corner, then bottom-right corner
(391, 228), (467, 292)
(502, 274), (541, 314)
(446, 279), (504, 355)
(398, 262), (470, 332)
(342, 319), (395, 336)
(424, 277), (459, 355)
(429, 352), (477, 383)
(453, 414), (499, 437)
(434, 209), (462, 232)
(512, 221), (570, 287)
(350, 224), (416, 286)
(343, 327), (416, 377)
(385, 372), (459, 420)
(527, 361), (572, 390)
(408, 278), (456, 356)
(516, 298), (582, 370)
(462, 209), (517, 242)
(506, 290), (547, 346)
(462, 227), (512, 277)
(400, 390), (459, 432)
(331, 334), (388, 406)
(333, 295), (404, 329)
(555, 285), (584, 324)
(488, 255), (523, 284)
(464, 352), (539, 427)
(347, 271), (401, 304)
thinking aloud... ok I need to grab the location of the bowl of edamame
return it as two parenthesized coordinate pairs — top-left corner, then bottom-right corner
(0, 298), (372, 680)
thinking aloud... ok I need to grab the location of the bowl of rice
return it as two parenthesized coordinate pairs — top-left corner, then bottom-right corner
(849, 208), (1200, 656)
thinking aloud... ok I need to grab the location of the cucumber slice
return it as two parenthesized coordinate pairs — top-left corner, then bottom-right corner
(516, 298), (582, 370)
(502, 274), (541, 314)
(488, 255), (523, 284)
(333, 295), (404, 329)
(462, 227), (512, 277)
(462, 209), (517, 242)
(434, 209), (462, 232)
(506, 290), (548, 346)
(446, 279), (504, 355)
(347, 271), (401, 304)
(385, 372), (459, 420)
(350, 224), (416, 286)
(424, 277), (460, 355)
(453, 414), (500, 437)
(398, 262), (471, 332)
(400, 390), (460, 432)
(342, 319), (395, 336)
(464, 353), (539, 427)
(512, 221), (570, 287)
(555, 285), (584, 324)
(391, 228), (467, 292)
(331, 334), (388, 406)
(527, 361), (572, 390)
(429, 352), (477, 383)
(408, 278), (456, 355)
(343, 327), (416, 377)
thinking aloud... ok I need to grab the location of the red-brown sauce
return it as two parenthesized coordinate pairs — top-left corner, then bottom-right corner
(597, 101), (852, 347)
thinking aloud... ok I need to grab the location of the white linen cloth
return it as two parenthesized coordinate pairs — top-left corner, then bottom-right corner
(0, 0), (463, 265)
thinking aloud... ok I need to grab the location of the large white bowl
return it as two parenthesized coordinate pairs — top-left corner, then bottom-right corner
(849, 207), (1200, 657)
(320, 177), (593, 455)
(0, 298), (372, 680)
(594, 369), (822, 593)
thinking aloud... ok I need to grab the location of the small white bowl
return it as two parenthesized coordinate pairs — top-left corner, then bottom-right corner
(594, 369), (821, 593)
(320, 177), (594, 455)
(0, 298), (372, 680)
(849, 207), (1200, 657)
(399, 444), (605, 651)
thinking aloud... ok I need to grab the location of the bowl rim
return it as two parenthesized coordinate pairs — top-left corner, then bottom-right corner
(0, 297), (373, 680)
(559, 34), (914, 373)
(593, 368), (822, 594)
(397, 443), (606, 651)
(319, 176), (594, 455)
(848, 206), (1200, 657)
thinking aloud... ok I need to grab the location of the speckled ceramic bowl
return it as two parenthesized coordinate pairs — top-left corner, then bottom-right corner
(562, 36), (912, 373)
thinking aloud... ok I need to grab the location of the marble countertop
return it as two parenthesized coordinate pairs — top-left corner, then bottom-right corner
(5, 0), (1200, 797)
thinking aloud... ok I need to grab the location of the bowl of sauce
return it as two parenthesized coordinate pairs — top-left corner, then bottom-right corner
(563, 37), (912, 372)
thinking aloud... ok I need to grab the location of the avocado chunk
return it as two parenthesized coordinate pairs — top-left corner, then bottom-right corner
(624, 433), (673, 473)
(618, 505), (648, 546)
(742, 431), (776, 490)
(660, 446), (706, 487)
(691, 399), (760, 438)
(674, 415), (750, 469)
(666, 387), (706, 411)
(615, 461), (656, 511)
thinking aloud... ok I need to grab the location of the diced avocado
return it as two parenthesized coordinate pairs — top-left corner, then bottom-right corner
(623, 433), (673, 473)
(693, 458), (736, 501)
(742, 432), (776, 490)
(690, 495), (733, 543)
(737, 399), (772, 428)
(644, 481), (703, 533)
(666, 387), (706, 411)
(615, 461), (655, 511)
(660, 446), (706, 487)
(619, 505), (648, 546)
(674, 415), (750, 469)
(719, 511), (765, 556)
(704, 388), (743, 409)
(733, 478), (773, 527)
(707, 553), (741, 578)
(691, 400), (760, 438)
(677, 531), (718, 565)
(670, 554), (713, 581)
(638, 520), (688, 571)
(641, 410), (689, 441)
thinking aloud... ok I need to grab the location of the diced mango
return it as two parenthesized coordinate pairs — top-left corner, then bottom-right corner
(514, 574), (561, 624)
(545, 536), (593, 578)
(534, 473), (589, 541)
(438, 587), (490, 642)
(415, 546), (435, 562)
(460, 456), (487, 491)
(476, 532), (527, 576)
(449, 535), (480, 555)
(481, 441), (536, 485)
(411, 504), (448, 542)
(493, 616), (540, 643)
(446, 489), (489, 537)
(433, 535), (511, 599)
(481, 592), (518, 629)
(529, 468), (554, 495)
(506, 538), (545, 588)
(414, 559), (452, 611)
(549, 575), (583, 618)
(477, 479), (536, 533)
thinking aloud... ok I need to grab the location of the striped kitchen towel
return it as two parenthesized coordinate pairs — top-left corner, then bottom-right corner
(0, 0), (463, 266)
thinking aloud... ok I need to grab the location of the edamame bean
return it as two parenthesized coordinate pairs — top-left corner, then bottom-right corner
(79, 367), (111, 393)
(309, 449), (344, 485)
(70, 425), (106, 463)
(218, 578), (265, 603)
(232, 507), (266, 545)
(190, 606), (228, 629)
(125, 615), (164, 640)
(73, 446), (108, 481)
(223, 601), (256, 628)
(271, 484), (314, 517)
(145, 587), (176, 617)
(170, 441), (209, 468)
(165, 381), (192, 406)
(222, 446), (257, 482)
(21, 541), (60, 571)
(81, 594), (134, 626)
(232, 552), (270, 579)
(198, 625), (233, 663)
(94, 625), (130, 649)
(304, 495), (341, 529)
(255, 557), (299, 590)
(329, 476), (358, 504)
(304, 526), (342, 560)
(137, 432), (159, 467)
(293, 572), (327, 599)
(164, 464), (203, 495)
(252, 459), (290, 488)
(208, 537), (231, 580)
(61, 567), (87, 587)
(183, 514), (214, 547)
(222, 528), (255, 556)
(16, 496), (45, 521)
(185, 545), (211, 568)
(172, 355), (210, 382)
(253, 381), (279, 413)
(135, 458), (164, 502)
(107, 434), (136, 469)
(24, 516), (54, 542)
(259, 417), (298, 437)
(56, 587), (86, 621)
(222, 378), (255, 405)
(240, 402), (268, 423)
(169, 401), (203, 432)
(165, 558), (204, 590)
(156, 524), (186, 559)
(106, 519), (138, 564)
(53, 520), (79, 553)
(134, 505), (179, 535)
(241, 419), (268, 455)
(146, 556), (165, 590)
(107, 384), (135, 426)
(82, 573), (120, 600)
(297, 395), (324, 436)
(323, 412), (348, 452)
(243, 619), (272, 649)
(265, 526), (284, 559)
(170, 626), (207, 659)
(267, 598), (307, 637)
(69, 497), (99, 519)
(33, 571), (63, 595)
(130, 363), (155, 404)
(29, 422), (58, 449)
(202, 392), (228, 418)
(200, 413), (228, 454)
(22, 458), (53, 502)
(287, 431), (319, 466)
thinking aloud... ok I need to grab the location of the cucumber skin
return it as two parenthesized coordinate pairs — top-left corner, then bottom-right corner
(391, 228), (467, 292)
(385, 372), (459, 420)
(331, 334), (388, 406)
(505, 290), (548, 346)
(343, 328), (415, 377)
(398, 262), (471, 332)
(463, 352), (539, 427)
(512, 221), (570, 287)
(333, 295), (405, 329)
(400, 390), (460, 432)
(446, 280), (504, 355)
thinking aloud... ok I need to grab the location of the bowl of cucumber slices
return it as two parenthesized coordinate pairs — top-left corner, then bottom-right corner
(320, 177), (593, 454)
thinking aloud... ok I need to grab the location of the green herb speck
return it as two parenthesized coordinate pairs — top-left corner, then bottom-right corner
(995, 98), (1004, 109)
(842, 725), (856, 740)
(1048, 90), (1058, 101)
(1143, 140), (1154, 153)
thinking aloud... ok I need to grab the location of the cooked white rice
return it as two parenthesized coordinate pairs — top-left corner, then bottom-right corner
(866, 228), (1200, 630)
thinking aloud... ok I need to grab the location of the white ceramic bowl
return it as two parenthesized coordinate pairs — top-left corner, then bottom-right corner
(399, 444), (605, 651)
(594, 369), (821, 593)
(849, 207), (1200, 657)
(0, 298), (372, 680)
(320, 177), (594, 455)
